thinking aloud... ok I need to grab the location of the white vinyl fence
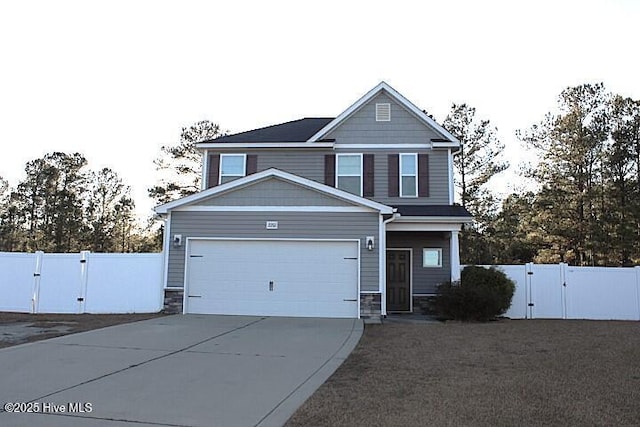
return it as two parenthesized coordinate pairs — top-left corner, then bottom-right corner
(496, 263), (640, 320)
(0, 251), (163, 314)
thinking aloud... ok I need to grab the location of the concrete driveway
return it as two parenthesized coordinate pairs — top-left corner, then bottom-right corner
(0, 315), (363, 427)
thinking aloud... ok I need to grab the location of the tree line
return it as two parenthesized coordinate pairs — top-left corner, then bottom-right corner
(0, 152), (158, 253)
(0, 121), (223, 254)
(451, 83), (640, 266)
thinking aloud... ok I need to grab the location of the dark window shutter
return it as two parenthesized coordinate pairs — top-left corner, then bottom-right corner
(388, 154), (399, 197)
(207, 154), (220, 188)
(324, 154), (336, 187)
(363, 154), (374, 197)
(246, 154), (257, 175)
(418, 154), (429, 197)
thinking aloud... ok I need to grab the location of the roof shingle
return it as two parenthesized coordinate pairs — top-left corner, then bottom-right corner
(202, 118), (334, 143)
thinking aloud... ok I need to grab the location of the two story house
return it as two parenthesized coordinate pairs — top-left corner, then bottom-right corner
(155, 82), (472, 319)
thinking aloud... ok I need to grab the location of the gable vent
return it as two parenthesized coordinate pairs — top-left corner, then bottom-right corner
(376, 103), (391, 122)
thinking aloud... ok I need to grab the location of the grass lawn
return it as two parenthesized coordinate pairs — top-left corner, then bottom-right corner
(286, 319), (640, 427)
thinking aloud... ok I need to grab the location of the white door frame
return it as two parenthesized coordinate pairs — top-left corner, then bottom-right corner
(386, 247), (413, 313)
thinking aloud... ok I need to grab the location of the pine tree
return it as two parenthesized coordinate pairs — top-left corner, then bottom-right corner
(443, 104), (508, 263)
(519, 83), (610, 265)
(149, 120), (223, 205)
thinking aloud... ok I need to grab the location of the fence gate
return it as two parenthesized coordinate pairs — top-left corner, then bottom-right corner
(35, 252), (85, 314)
(526, 263), (567, 319)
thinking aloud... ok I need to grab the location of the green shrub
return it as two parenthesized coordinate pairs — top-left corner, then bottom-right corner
(433, 266), (516, 321)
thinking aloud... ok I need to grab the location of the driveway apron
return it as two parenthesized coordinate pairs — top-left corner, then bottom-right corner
(0, 315), (363, 427)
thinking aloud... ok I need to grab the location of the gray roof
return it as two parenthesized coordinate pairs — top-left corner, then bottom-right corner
(394, 205), (472, 217)
(202, 118), (334, 143)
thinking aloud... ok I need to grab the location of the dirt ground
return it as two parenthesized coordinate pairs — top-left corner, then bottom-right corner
(0, 312), (164, 348)
(286, 319), (640, 427)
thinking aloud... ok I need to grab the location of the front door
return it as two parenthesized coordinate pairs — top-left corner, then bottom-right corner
(387, 250), (411, 312)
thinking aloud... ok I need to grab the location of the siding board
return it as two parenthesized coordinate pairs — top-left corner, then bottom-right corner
(324, 92), (445, 144)
(253, 151), (326, 183)
(195, 177), (353, 206)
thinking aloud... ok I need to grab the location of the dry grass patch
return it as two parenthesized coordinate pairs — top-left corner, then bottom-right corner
(287, 319), (640, 427)
(0, 312), (164, 348)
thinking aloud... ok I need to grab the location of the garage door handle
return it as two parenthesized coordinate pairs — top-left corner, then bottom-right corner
(343, 299), (357, 302)
(269, 281), (274, 291)
(188, 295), (202, 298)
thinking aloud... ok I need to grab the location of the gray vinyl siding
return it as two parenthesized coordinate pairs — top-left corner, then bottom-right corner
(254, 151), (327, 183)
(324, 92), (445, 144)
(387, 231), (451, 295)
(168, 211), (380, 292)
(203, 91), (454, 205)
(195, 177), (353, 207)
(365, 149), (450, 205)
(233, 149), (450, 206)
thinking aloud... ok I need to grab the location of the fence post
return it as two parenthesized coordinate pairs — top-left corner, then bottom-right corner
(560, 263), (568, 319)
(525, 262), (533, 319)
(78, 251), (90, 314)
(635, 266), (640, 321)
(31, 251), (44, 314)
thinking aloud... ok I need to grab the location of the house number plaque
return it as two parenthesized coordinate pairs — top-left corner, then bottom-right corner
(266, 221), (279, 230)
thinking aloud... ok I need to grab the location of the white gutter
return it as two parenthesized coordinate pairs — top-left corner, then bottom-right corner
(161, 213), (171, 290)
(392, 215), (473, 223)
(201, 149), (209, 190)
(196, 142), (335, 150)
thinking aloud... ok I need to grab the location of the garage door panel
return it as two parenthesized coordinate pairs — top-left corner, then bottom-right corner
(185, 240), (358, 318)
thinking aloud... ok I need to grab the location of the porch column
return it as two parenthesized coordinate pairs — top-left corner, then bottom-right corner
(450, 230), (461, 282)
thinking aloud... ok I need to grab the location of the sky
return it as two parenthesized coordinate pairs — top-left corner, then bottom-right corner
(1, 0), (639, 219)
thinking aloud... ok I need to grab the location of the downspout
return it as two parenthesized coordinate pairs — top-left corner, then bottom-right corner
(448, 148), (455, 205)
(450, 230), (461, 282)
(380, 211), (400, 317)
(161, 212), (171, 290)
(201, 150), (209, 190)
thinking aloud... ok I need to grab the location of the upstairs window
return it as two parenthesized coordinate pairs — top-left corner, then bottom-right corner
(336, 154), (362, 196)
(219, 154), (246, 184)
(400, 153), (418, 197)
(376, 103), (391, 121)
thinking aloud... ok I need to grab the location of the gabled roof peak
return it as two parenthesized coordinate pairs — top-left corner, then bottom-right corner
(307, 82), (459, 144)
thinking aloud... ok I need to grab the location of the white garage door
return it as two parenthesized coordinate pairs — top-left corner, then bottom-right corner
(185, 239), (359, 318)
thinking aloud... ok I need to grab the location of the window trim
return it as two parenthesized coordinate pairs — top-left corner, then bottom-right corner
(423, 248), (443, 268)
(335, 153), (363, 196)
(218, 153), (247, 185)
(376, 103), (391, 122)
(399, 153), (418, 198)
